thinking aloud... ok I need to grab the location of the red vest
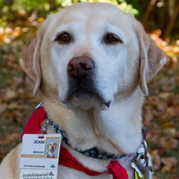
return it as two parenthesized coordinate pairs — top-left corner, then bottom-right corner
(22, 106), (128, 179)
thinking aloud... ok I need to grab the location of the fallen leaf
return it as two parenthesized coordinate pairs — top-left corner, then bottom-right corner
(5, 89), (16, 99)
(158, 137), (168, 149)
(0, 103), (7, 114)
(163, 128), (176, 135)
(159, 93), (170, 99)
(152, 177), (158, 179)
(12, 110), (23, 119)
(161, 165), (172, 173)
(12, 77), (23, 86)
(0, 133), (20, 145)
(162, 122), (175, 128)
(161, 157), (178, 166)
(144, 107), (153, 125)
(169, 138), (178, 149)
(151, 150), (161, 170)
(166, 107), (175, 116)
(157, 101), (167, 111)
(7, 102), (18, 109)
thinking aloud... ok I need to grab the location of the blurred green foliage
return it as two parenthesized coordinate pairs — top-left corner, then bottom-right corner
(0, 0), (138, 14)
(0, 0), (138, 27)
(0, 0), (178, 38)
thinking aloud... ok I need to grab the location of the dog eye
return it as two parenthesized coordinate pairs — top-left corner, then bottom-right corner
(55, 32), (71, 44)
(104, 33), (122, 44)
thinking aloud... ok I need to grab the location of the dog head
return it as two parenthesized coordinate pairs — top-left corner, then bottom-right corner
(47, 142), (57, 154)
(20, 3), (166, 110)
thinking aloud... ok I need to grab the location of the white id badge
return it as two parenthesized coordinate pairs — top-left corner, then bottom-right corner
(20, 134), (62, 179)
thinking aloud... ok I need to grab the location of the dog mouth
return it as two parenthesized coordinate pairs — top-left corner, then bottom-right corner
(65, 86), (111, 109)
(67, 87), (104, 102)
(50, 149), (54, 153)
(62, 75), (111, 109)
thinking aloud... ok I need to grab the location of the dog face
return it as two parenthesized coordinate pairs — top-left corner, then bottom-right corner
(47, 142), (57, 154)
(50, 5), (141, 110)
(20, 3), (166, 111)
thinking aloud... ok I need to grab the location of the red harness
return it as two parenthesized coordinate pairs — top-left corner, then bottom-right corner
(21, 106), (128, 179)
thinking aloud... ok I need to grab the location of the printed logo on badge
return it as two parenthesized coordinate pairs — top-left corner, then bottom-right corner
(20, 134), (62, 179)
(20, 169), (58, 179)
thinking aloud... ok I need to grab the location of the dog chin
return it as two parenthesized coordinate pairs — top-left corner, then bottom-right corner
(70, 97), (101, 110)
(62, 94), (111, 110)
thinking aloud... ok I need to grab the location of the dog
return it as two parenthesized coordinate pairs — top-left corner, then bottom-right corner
(0, 2), (166, 179)
(46, 142), (57, 158)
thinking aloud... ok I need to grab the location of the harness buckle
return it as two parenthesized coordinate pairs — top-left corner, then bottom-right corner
(131, 141), (153, 179)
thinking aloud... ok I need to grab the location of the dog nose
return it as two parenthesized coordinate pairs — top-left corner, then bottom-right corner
(68, 56), (95, 78)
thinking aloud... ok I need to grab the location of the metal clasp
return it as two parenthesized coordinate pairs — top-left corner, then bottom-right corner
(40, 119), (53, 133)
(131, 141), (153, 179)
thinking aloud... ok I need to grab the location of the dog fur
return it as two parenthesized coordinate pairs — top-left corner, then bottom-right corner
(0, 2), (166, 179)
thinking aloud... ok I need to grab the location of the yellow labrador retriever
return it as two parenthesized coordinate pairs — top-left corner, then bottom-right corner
(0, 2), (166, 179)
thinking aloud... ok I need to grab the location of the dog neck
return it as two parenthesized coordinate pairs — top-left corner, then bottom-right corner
(40, 86), (144, 171)
(47, 152), (55, 157)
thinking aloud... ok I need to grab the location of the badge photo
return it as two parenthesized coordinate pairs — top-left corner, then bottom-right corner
(44, 137), (60, 159)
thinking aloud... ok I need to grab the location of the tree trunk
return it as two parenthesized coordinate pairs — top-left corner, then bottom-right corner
(142, 0), (156, 28)
(159, 0), (170, 35)
(163, 3), (179, 38)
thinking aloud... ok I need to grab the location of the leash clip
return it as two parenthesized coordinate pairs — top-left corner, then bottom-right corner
(131, 141), (153, 179)
(40, 119), (53, 133)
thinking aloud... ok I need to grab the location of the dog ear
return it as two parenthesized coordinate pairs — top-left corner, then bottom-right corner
(54, 143), (57, 149)
(47, 144), (50, 150)
(136, 22), (167, 95)
(19, 15), (53, 96)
